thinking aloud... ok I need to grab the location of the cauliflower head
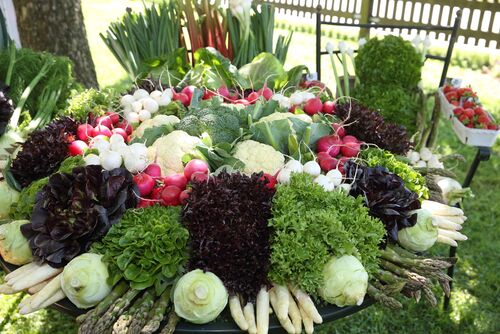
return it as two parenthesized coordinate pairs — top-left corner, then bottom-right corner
(134, 115), (180, 139)
(147, 130), (201, 175)
(257, 112), (312, 124)
(233, 140), (285, 175)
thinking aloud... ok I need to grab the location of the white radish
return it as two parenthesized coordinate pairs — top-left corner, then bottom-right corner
(277, 169), (292, 184)
(91, 138), (110, 153)
(131, 101), (143, 113)
(120, 94), (135, 106)
(28, 280), (49, 294)
(438, 229), (468, 241)
(415, 160), (427, 167)
(290, 93), (304, 105)
(422, 200), (463, 216)
(150, 90), (163, 101)
(419, 147), (432, 161)
(269, 289), (294, 334)
(432, 217), (462, 231)
(427, 155), (443, 169)
(129, 143), (148, 157)
(338, 183), (351, 193)
(157, 95), (171, 107)
(10, 265), (62, 292)
(256, 287), (270, 334)
(289, 286), (322, 324)
(284, 160), (303, 174)
(138, 109), (152, 122)
(127, 111), (140, 124)
(288, 294), (302, 334)
(141, 98), (159, 113)
(162, 89), (174, 99)
(273, 284), (290, 320)
(84, 153), (101, 166)
(407, 151), (420, 164)
(437, 235), (458, 247)
(124, 155), (148, 174)
(5, 262), (38, 281)
(229, 295), (248, 331)
(133, 89), (149, 100)
(326, 169), (343, 186)
(109, 133), (124, 146)
(298, 306), (314, 334)
(26, 273), (63, 310)
(313, 175), (335, 192)
(303, 161), (321, 177)
(99, 150), (123, 171)
(243, 302), (257, 334)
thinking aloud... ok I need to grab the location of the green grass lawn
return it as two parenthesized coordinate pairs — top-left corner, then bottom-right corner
(1, 1), (499, 333)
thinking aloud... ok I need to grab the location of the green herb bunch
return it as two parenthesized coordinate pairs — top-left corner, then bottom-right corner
(360, 148), (429, 199)
(92, 206), (189, 295)
(268, 173), (385, 295)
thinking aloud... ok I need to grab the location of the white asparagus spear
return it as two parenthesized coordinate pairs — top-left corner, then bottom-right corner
(27, 280), (50, 294)
(432, 217), (462, 231)
(273, 284), (290, 320)
(289, 286), (322, 324)
(434, 215), (466, 224)
(288, 293), (302, 334)
(0, 283), (18, 294)
(438, 228), (468, 241)
(9, 265), (62, 292)
(256, 287), (270, 334)
(298, 305), (314, 334)
(269, 289), (295, 334)
(19, 289), (65, 315)
(229, 295), (248, 331)
(244, 302), (257, 334)
(25, 273), (63, 311)
(422, 200), (464, 216)
(437, 235), (458, 247)
(5, 262), (38, 281)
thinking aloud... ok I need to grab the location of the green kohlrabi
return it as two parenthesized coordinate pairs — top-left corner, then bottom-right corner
(318, 255), (368, 307)
(61, 253), (112, 309)
(398, 208), (438, 252)
(0, 220), (33, 265)
(0, 180), (19, 219)
(173, 269), (228, 324)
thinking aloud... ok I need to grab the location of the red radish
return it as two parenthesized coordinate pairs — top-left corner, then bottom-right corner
(144, 163), (162, 178)
(95, 116), (113, 129)
(116, 120), (133, 135)
(133, 173), (155, 197)
(112, 128), (128, 141)
(151, 187), (163, 200)
(340, 141), (360, 158)
(106, 112), (120, 124)
(161, 185), (182, 206)
(289, 105), (297, 114)
(258, 86), (273, 100)
(303, 98), (323, 116)
(203, 90), (216, 100)
(316, 135), (341, 157)
(191, 171), (209, 183)
(342, 135), (358, 143)
(217, 86), (231, 99)
(92, 125), (112, 137)
(181, 86), (196, 102)
(137, 199), (155, 208)
(260, 173), (277, 189)
(332, 123), (346, 138)
(322, 101), (335, 114)
(77, 124), (94, 141)
(68, 140), (88, 156)
(164, 173), (188, 189)
(233, 99), (250, 106)
(184, 159), (209, 180)
(317, 152), (339, 172)
(247, 92), (260, 103)
(174, 92), (190, 106)
(179, 189), (191, 204)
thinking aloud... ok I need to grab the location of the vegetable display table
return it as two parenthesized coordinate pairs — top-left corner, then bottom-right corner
(0, 256), (374, 333)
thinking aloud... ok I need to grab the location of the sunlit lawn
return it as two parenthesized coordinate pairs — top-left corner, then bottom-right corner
(1, 1), (499, 333)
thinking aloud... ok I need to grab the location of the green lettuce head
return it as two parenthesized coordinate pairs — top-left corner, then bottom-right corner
(174, 269), (228, 324)
(398, 208), (438, 252)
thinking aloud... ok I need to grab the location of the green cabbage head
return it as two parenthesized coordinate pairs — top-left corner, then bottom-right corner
(0, 220), (33, 265)
(398, 208), (438, 252)
(61, 253), (112, 309)
(0, 180), (19, 219)
(319, 255), (368, 307)
(173, 269), (228, 324)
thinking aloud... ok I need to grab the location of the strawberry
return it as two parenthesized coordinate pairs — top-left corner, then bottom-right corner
(477, 115), (491, 124)
(458, 114), (470, 124)
(445, 91), (458, 102)
(463, 108), (475, 118)
(451, 101), (459, 106)
(487, 124), (498, 130)
(466, 123), (474, 128)
(443, 85), (454, 94)
(462, 100), (476, 109)
(453, 107), (464, 116)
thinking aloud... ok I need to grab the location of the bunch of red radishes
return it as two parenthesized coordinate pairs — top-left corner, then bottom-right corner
(316, 123), (361, 174)
(69, 111), (131, 156)
(134, 159), (210, 208)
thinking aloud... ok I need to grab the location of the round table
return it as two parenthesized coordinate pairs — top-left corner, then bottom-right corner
(1, 257), (373, 333)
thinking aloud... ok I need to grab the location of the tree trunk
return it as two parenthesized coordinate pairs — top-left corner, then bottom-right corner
(14, 0), (98, 88)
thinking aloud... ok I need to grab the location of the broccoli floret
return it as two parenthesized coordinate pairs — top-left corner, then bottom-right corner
(175, 115), (205, 136)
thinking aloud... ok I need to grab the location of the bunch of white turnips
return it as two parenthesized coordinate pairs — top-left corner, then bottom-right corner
(277, 159), (351, 192)
(407, 147), (444, 169)
(120, 88), (173, 124)
(83, 134), (149, 173)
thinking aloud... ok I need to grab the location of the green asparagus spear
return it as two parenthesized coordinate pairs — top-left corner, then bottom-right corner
(379, 260), (428, 288)
(127, 288), (155, 334)
(159, 311), (180, 334)
(141, 287), (172, 334)
(78, 281), (129, 333)
(367, 283), (402, 309)
(93, 288), (141, 334)
(112, 291), (147, 334)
